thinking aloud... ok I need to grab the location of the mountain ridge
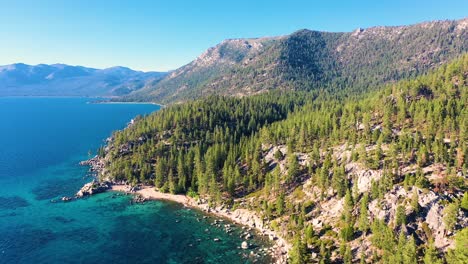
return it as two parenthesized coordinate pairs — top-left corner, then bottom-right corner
(123, 18), (468, 104)
(0, 63), (167, 97)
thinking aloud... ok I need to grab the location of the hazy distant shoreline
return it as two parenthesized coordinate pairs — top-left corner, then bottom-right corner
(90, 100), (165, 107)
(0, 95), (165, 107)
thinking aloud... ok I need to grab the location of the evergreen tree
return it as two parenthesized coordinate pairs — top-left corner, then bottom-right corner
(168, 169), (176, 194)
(395, 205), (406, 226)
(424, 241), (442, 264)
(403, 235), (417, 264)
(287, 153), (300, 183)
(359, 193), (370, 233)
(276, 192), (285, 215)
(411, 189), (420, 214)
(343, 189), (354, 223)
(444, 201), (459, 232)
(344, 245), (352, 264)
(320, 242), (330, 264)
(461, 192), (468, 211)
(289, 236), (307, 264)
(332, 165), (347, 197)
(446, 228), (468, 264)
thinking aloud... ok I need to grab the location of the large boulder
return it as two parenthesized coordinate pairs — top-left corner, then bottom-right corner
(369, 185), (408, 223)
(426, 202), (451, 249)
(345, 162), (382, 193)
(232, 209), (265, 229)
(241, 241), (249, 249)
(76, 180), (110, 197)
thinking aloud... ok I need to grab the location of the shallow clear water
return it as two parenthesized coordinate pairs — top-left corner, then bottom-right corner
(0, 97), (272, 264)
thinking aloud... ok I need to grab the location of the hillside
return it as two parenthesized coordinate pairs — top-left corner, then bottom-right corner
(94, 55), (468, 263)
(123, 18), (468, 104)
(0, 63), (166, 97)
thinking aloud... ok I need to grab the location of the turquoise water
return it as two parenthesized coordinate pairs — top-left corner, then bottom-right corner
(0, 97), (272, 264)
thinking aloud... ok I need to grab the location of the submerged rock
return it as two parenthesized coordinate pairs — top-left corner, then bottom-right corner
(132, 194), (146, 203)
(241, 241), (249, 249)
(61, 196), (72, 202)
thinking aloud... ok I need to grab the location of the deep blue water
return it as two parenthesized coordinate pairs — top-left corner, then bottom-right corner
(0, 97), (272, 264)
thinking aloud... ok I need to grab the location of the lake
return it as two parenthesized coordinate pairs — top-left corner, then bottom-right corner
(0, 97), (272, 264)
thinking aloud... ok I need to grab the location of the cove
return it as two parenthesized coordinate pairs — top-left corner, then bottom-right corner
(0, 97), (272, 264)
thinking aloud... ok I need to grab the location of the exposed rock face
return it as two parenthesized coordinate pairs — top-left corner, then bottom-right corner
(76, 180), (110, 197)
(417, 188), (439, 207)
(426, 203), (451, 249)
(79, 155), (105, 173)
(346, 162), (382, 193)
(314, 197), (344, 225)
(369, 186), (408, 222)
(366, 185), (461, 250)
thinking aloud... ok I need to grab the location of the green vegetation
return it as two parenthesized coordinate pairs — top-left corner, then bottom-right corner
(100, 53), (468, 262)
(461, 192), (468, 211)
(122, 19), (467, 104)
(446, 228), (468, 264)
(444, 201), (460, 232)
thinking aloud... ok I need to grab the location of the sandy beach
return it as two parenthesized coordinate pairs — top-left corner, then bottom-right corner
(111, 184), (193, 205)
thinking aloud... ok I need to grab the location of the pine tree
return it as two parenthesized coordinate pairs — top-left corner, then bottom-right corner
(396, 231), (406, 263)
(443, 201), (459, 232)
(424, 241), (442, 264)
(305, 225), (315, 245)
(154, 158), (167, 188)
(276, 192), (285, 215)
(168, 169), (176, 194)
(289, 236), (307, 264)
(343, 189), (354, 223)
(359, 193), (369, 233)
(411, 189), (420, 214)
(374, 142), (383, 169)
(446, 228), (468, 264)
(461, 192), (468, 211)
(287, 153), (300, 183)
(177, 153), (187, 192)
(403, 235), (417, 264)
(341, 190), (355, 242)
(344, 245), (352, 264)
(395, 205), (406, 226)
(359, 144), (367, 164)
(320, 242), (330, 264)
(417, 144), (429, 167)
(332, 165), (347, 197)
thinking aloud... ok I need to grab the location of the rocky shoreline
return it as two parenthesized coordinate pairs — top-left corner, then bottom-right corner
(112, 184), (290, 263)
(78, 157), (290, 264)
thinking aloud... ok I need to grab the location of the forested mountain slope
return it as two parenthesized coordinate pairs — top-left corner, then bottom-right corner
(123, 18), (467, 104)
(97, 55), (468, 263)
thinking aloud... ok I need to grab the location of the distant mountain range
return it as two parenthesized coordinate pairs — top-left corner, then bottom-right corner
(2, 18), (466, 101)
(122, 18), (468, 104)
(0, 63), (166, 97)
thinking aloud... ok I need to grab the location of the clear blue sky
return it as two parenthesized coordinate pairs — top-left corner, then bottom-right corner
(0, 0), (466, 71)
